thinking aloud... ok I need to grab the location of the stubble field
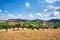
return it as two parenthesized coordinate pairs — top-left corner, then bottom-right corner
(0, 28), (60, 40)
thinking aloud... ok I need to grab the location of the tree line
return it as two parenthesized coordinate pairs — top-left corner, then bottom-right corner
(0, 22), (60, 32)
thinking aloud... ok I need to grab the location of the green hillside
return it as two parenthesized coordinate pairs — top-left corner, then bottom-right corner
(0, 19), (60, 31)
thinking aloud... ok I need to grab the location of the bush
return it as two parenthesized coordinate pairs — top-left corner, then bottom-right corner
(53, 26), (58, 29)
(36, 27), (39, 30)
(2, 25), (10, 32)
(12, 25), (16, 31)
(0, 25), (3, 29)
(31, 27), (34, 30)
(29, 24), (32, 28)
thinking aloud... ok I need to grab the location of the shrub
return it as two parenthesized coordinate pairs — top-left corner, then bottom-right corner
(15, 24), (21, 30)
(2, 25), (10, 32)
(36, 27), (39, 30)
(12, 25), (16, 31)
(0, 25), (3, 29)
(31, 27), (34, 30)
(53, 26), (58, 29)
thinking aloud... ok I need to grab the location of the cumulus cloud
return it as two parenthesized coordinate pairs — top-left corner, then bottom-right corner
(0, 14), (8, 20)
(0, 10), (23, 20)
(44, 9), (48, 12)
(56, 7), (60, 12)
(28, 14), (34, 18)
(44, 5), (60, 12)
(44, 13), (51, 17)
(44, 5), (54, 12)
(43, 11), (60, 20)
(45, 0), (56, 3)
(45, 11), (60, 17)
(36, 12), (42, 16)
(7, 14), (16, 18)
(54, 11), (59, 16)
(43, 5), (60, 19)
(25, 2), (30, 8)
(47, 5), (54, 8)
(45, 0), (60, 3)
(18, 14), (22, 18)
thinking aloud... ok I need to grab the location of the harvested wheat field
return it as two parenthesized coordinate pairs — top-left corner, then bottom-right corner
(0, 28), (60, 40)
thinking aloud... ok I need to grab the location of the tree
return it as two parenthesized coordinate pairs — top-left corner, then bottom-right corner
(22, 23), (25, 30)
(53, 26), (57, 29)
(53, 24), (58, 29)
(15, 24), (21, 30)
(29, 24), (34, 30)
(0, 25), (3, 29)
(12, 25), (16, 31)
(36, 27), (39, 30)
(36, 23), (42, 30)
(2, 25), (10, 32)
(29, 24), (32, 28)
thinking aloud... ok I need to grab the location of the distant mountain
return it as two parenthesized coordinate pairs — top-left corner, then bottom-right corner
(32, 19), (41, 21)
(8, 19), (44, 22)
(30, 19), (43, 22)
(47, 19), (60, 22)
(2, 19), (60, 23)
(8, 19), (30, 22)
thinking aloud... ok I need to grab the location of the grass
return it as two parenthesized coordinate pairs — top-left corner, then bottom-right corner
(0, 28), (60, 40)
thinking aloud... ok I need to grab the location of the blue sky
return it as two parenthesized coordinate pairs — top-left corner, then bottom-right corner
(0, 0), (60, 20)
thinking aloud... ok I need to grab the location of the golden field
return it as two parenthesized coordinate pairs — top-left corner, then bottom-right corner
(0, 28), (60, 40)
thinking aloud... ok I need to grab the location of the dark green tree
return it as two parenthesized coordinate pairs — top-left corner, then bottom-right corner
(15, 24), (21, 30)
(12, 25), (16, 31)
(29, 24), (34, 30)
(2, 25), (10, 32)
(22, 23), (25, 30)
(36, 27), (39, 30)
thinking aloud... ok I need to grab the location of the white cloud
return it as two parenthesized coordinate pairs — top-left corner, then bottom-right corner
(45, 13), (51, 17)
(18, 14), (22, 17)
(0, 9), (2, 12)
(45, 0), (56, 3)
(44, 9), (48, 12)
(54, 11), (59, 16)
(28, 14), (34, 18)
(55, 7), (60, 9)
(0, 14), (8, 20)
(43, 5), (60, 19)
(7, 14), (16, 18)
(47, 5), (54, 8)
(44, 5), (55, 12)
(25, 2), (30, 8)
(0, 13), (24, 20)
(44, 11), (60, 18)
(48, 5), (60, 12)
(44, 5), (60, 12)
(36, 13), (42, 16)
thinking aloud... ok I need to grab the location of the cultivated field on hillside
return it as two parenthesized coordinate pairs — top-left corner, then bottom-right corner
(0, 28), (60, 40)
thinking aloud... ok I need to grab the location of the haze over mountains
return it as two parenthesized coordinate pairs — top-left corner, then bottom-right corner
(0, 19), (60, 23)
